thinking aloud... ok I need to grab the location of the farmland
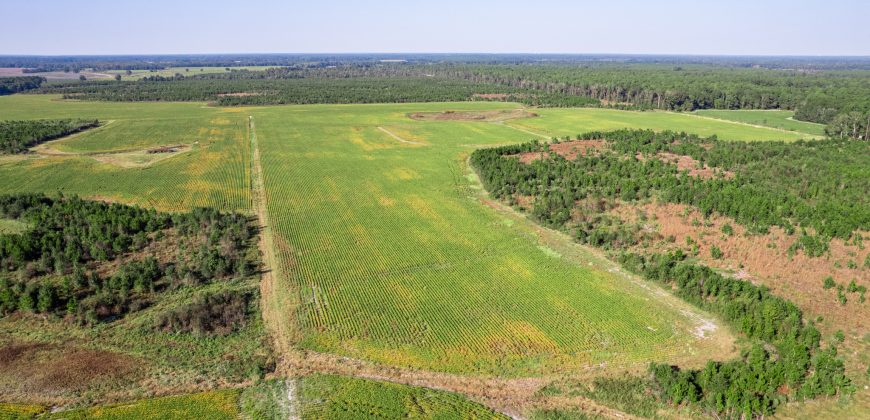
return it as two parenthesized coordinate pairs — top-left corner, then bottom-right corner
(0, 93), (862, 417)
(694, 109), (827, 136)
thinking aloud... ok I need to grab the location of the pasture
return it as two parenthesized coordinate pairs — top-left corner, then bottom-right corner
(0, 96), (809, 379)
(694, 109), (827, 136)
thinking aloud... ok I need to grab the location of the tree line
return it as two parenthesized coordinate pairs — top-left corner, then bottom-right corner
(0, 76), (44, 95)
(0, 119), (100, 154)
(0, 194), (257, 335)
(469, 130), (862, 416)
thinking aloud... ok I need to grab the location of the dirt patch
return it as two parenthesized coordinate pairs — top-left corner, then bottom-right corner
(216, 92), (262, 97)
(408, 109), (537, 122)
(610, 201), (869, 335)
(637, 152), (733, 180)
(514, 140), (606, 163)
(0, 342), (139, 394)
(472, 93), (512, 100)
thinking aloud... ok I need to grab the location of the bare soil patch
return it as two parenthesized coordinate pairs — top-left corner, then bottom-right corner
(216, 92), (262, 97)
(634, 152), (733, 180)
(610, 202), (869, 335)
(514, 140), (606, 163)
(408, 109), (537, 122)
(471, 93), (511, 100)
(0, 342), (140, 395)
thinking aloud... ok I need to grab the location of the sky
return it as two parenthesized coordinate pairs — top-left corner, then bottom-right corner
(2, 0), (869, 56)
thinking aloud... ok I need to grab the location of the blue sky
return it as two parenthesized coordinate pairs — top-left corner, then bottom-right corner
(2, 0), (868, 55)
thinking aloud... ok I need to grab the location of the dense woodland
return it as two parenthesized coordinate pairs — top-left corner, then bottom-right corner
(470, 130), (864, 416)
(21, 59), (870, 138)
(0, 76), (44, 95)
(0, 194), (258, 335)
(0, 119), (100, 154)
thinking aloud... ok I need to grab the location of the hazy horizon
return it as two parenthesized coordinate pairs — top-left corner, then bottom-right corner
(3, 0), (869, 56)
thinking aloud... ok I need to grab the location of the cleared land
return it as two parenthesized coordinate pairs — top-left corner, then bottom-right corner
(694, 109), (827, 137)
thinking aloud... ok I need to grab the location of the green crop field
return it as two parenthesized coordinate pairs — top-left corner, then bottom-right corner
(0, 96), (808, 379)
(298, 374), (506, 419)
(505, 108), (815, 141)
(46, 390), (240, 419)
(694, 109), (827, 136)
(248, 101), (813, 376)
(0, 95), (250, 212)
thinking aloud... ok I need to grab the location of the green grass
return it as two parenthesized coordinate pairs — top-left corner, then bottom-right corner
(299, 373), (506, 419)
(506, 108), (815, 141)
(0, 219), (29, 234)
(694, 109), (826, 137)
(0, 95), (251, 212)
(46, 389), (240, 419)
(0, 402), (46, 419)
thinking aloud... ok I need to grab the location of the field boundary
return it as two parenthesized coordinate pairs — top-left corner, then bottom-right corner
(377, 126), (425, 145)
(683, 111), (823, 138)
(250, 115), (299, 377)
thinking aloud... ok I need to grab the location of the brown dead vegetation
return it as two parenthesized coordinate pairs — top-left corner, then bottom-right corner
(514, 140), (606, 163)
(216, 92), (262, 97)
(0, 342), (139, 395)
(408, 109), (537, 122)
(610, 201), (869, 335)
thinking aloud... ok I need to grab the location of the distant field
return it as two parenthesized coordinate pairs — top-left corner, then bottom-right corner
(105, 66), (281, 80)
(0, 95), (250, 212)
(507, 108), (814, 141)
(694, 109), (826, 136)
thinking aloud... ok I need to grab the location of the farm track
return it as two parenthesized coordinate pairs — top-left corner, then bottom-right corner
(496, 121), (551, 139)
(376, 126), (425, 145)
(680, 112), (822, 138)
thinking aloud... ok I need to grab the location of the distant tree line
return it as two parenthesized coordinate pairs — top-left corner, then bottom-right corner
(0, 194), (257, 335)
(0, 76), (44, 95)
(0, 119), (100, 154)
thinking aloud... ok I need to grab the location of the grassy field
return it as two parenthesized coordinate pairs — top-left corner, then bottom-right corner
(45, 389), (240, 419)
(694, 109), (827, 136)
(0, 218), (29, 234)
(104, 66), (281, 81)
(507, 108), (816, 141)
(299, 374), (506, 419)
(0, 95), (251, 212)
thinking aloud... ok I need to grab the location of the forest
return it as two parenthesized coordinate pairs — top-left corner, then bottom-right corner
(0, 76), (44, 95)
(0, 194), (258, 334)
(0, 119), (100, 154)
(470, 130), (865, 417)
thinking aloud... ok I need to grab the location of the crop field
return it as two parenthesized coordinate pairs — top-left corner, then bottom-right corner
(299, 374), (506, 419)
(45, 389), (240, 419)
(249, 101), (815, 376)
(0, 95), (250, 212)
(505, 108), (815, 141)
(694, 109), (827, 136)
